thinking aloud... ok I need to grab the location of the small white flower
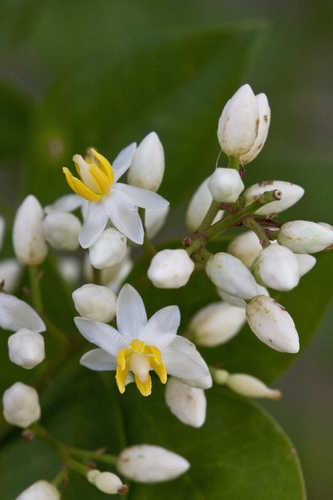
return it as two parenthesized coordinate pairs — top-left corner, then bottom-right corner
(147, 249), (195, 289)
(43, 211), (81, 250)
(295, 253), (316, 277)
(244, 180), (304, 216)
(278, 220), (333, 253)
(3, 382), (41, 428)
(84, 252), (134, 292)
(189, 302), (246, 347)
(145, 205), (170, 239)
(208, 168), (244, 203)
(0, 258), (22, 293)
(89, 228), (127, 269)
(253, 242), (300, 291)
(8, 329), (45, 369)
(72, 284), (117, 323)
(117, 444), (190, 483)
(128, 131), (165, 192)
(16, 480), (60, 500)
(225, 373), (281, 400)
(87, 469), (127, 495)
(227, 230), (262, 268)
(185, 177), (224, 232)
(76, 284), (212, 396)
(62, 144), (169, 248)
(240, 93), (271, 165)
(13, 195), (48, 265)
(165, 377), (206, 428)
(246, 295), (299, 353)
(0, 293), (45, 333)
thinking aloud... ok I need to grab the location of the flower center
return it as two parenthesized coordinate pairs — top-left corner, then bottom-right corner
(63, 148), (114, 202)
(115, 339), (167, 397)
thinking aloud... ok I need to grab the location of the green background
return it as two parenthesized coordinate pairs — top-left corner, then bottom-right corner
(0, 1), (332, 498)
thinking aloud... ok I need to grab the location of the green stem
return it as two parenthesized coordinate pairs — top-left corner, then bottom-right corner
(68, 446), (117, 465)
(30, 423), (64, 455)
(197, 200), (221, 233)
(52, 467), (68, 487)
(139, 208), (156, 258)
(228, 155), (240, 171)
(65, 457), (89, 477)
(242, 216), (270, 248)
(92, 266), (102, 285)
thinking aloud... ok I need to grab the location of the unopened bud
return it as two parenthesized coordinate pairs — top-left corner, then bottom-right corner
(226, 373), (281, 399)
(43, 211), (81, 250)
(89, 228), (127, 269)
(186, 178), (224, 232)
(0, 258), (22, 293)
(208, 168), (244, 203)
(253, 242), (300, 291)
(278, 220), (333, 253)
(206, 252), (259, 300)
(84, 253), (133, 292)
(3, 382), (41, 428)
(218, 284), (269, 308)
(128, 131), (165, 192)
(240, 93), (271, 164)
(189, 302), (245, 346)
(117, 444), (190, 483)
(72, 284), (117, 322)
(217, 84), (259, 156)
(16, 480), (60, 500)
(244, 181), (304, 216)
(227, 231), (262, 268)
(145, 205), (169, 239)
(147, 249), (194, 288)
(87, 469), (125, 494)
(211, 368), (229, 385)
(8, 329), (45, 369)
(246, 295), (299, 353)
(57, 256), (81, 284)
(165, 377), (206, 428)
(295, 253), (316, 277)
(13, 195), (48, 265)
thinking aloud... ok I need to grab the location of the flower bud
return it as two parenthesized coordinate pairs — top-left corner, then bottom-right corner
(189, 302), (245, 347)
(0, 215), (5, 250)
(16, 480), (60, 500)
(72, 284), (117, 322)
(8, 329), (45, 369)
(226, 373), (281, 399)
(295, 253), (316, 277)
(165, 377), (206, 427)
(3, 382), (41, 428)
(208, 168), (244, 203)
(211, 368), (229, 385)
(57, 256), (81, 284)
(240, 93), (271, 164)
(117, 444), (190, 483)
(87, 469), (126, 494)
(0, 258), (22, 293)
(218, 284), (269, 309)
(206, 252), (259, 300)
(84, 253), (133, 292)
(217, 84), (259, 156)
(43, 211), (81, 251)
(278, 220), (333, 253)
(89, 228), (127, 269)
(13, 195), (48, 265)
(128, 132), (165, 192)
(147, 249), (194, 289)
(244, 180), (304, 216)
(186, 178), (224, 232)
(253, 242), (300, 291)
(246, 295), (299, 353)
(145, 205), (169, 239)
(227, 231), (262, 268)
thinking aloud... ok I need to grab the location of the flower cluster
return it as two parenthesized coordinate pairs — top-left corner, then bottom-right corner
(1, 84), (332, 497)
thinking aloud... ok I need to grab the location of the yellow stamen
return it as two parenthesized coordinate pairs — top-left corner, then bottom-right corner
(130, 339), (145, 353)
(117, 348), (131, 371)
(88, 148), (114, 183)
(150, 358), (167, 384)
(63, 168), (101, 202)
(89, 165), (112, 195)
(135, 374), (152, 397)
(115, 360), (130, 394)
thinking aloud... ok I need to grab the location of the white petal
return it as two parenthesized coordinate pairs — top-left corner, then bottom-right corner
(74, 317), (128, 355)
(44, 194), (82, 214)
(163, 336), (212, 389)
(116, 284), (147, 339)
(113, 143), (137, 182)
(114, 183), (169, 210)
(142, 306), (180, 348)
(79, 202), (108, 249)
(104, 190), (144, 244)
(80, 348), (117, 371)
(0, 293), (45, 333)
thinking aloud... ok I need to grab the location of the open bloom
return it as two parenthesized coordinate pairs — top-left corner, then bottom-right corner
(62, 144), (169, 248)
(76, 284), (212, 396)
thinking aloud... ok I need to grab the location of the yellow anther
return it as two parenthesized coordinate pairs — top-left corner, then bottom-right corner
(130, 339), (145, 353)
(116, 348), (131, 371)
(63, 167), (101, 202)
(144, 345), (163, 364)
(135, 374), (152, 397)
(89, 165), (112, 195)
(88, 148), (114, 183)
(115, 361), (130, 394)
(150, 358), (167, 384)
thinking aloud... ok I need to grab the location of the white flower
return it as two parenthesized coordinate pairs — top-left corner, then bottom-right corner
(240, 93), (271, 165)
(3, 382), (41, 428)
(43, 211), (81, 250)
(13, 195), (48, 265)
(72, 284), (117, 323)
(84, 252), (134, 292)
(147, 249), (195, 289)
(278, 220), (333, 253)
(87, 469), (126, 495)
(117, 444), (190, 483)
(0, 293), (45, 333)
(145, 205), (170, 239)
(8, 329), (45, 369)
(295, 253), (316, 277)
(189, 302), (246, 347)
(246, 295), (299, 353)
(62, 144), (169, 248)
(227, 230), (262, 268)
(165, 377), (206, 428)
(225, 373), (281, 399)
(0, 258), (22, 293)
(243, 181), (304, 216)
(16, 480), (60, 500)
(253, 242), (300, 291)
(76, 284), (212, 396)
(208, 168), (244, 203)
(89, 228), (127, 269)
(185, 177), (224, 232)
(128, 131), (165, 192)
